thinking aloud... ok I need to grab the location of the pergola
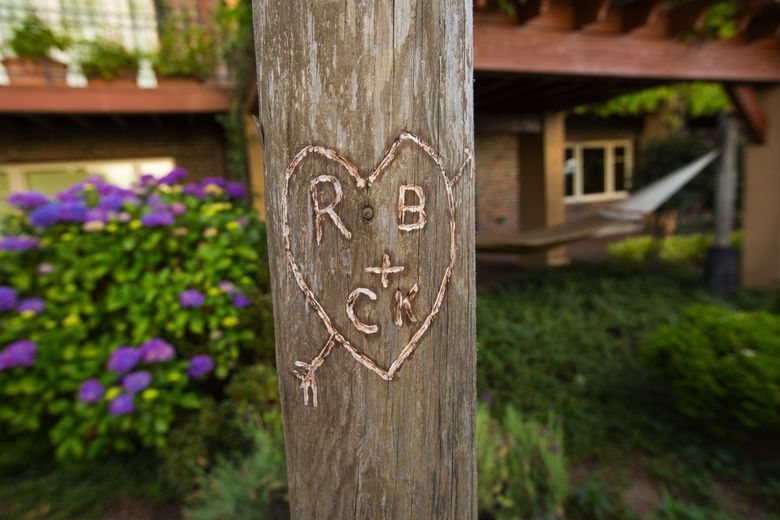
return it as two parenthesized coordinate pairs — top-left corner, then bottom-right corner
(470, 0), (780, 284)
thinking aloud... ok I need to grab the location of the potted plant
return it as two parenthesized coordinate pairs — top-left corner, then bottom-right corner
(3, 15), (69, 87)
(80, 39), (140, 87)
(153, 15), (216, 87)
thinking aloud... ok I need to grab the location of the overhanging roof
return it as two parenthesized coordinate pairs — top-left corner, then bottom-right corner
(473, 0), (780, 83)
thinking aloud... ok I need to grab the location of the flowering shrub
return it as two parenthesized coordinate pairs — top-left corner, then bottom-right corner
(0, 168), (272, 459)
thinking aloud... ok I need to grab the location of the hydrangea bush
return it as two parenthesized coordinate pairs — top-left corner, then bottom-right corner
(0, 168), (272, 459)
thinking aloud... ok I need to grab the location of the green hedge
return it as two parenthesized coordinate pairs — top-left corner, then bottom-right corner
(641, 304), (780, 431)
(608, 232), (742, 265)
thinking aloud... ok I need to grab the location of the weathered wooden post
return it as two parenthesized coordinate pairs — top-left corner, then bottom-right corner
(251, 2), (476, 518)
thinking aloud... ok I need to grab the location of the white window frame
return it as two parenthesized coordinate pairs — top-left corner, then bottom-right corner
(0, 157), (175, 194)
(564, 140), (633, 204)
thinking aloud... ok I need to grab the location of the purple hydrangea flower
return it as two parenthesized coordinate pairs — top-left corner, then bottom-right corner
(107, 347), (141, 373)
(29, 202), (89, 227)
(188, 355), (214, 379)
(139, 338), (175, 364)
(29, 203), (62, 227)
(226, 182), (247, 198)
(122, 370), (152, 393)
(139, 174), (157, 186)
(218, 280), (236, 294)
(232, 291), (251, 309)
(179, 289), (205, 309)
(60, 202), (89, 223)
(0, 340), (37, 370)
(18, 297), (45, 314)
(159, 166), (188, 185)
(140, 211), (175, 227)
(55, 189), (83, 203)
(79, 379), (104, 403)
(85, 208), (109, 224)
(98, 195), (125, 212)
(109, 394), (135, 415)
(182, 183), (205, 198)
(7, 191), (49, 209)
(0, 286), (18, 311)
(0, 236), (40, 251)
(201, 177), (227, 189)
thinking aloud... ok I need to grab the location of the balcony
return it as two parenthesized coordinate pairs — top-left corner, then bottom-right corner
(0, 0), (232, 114)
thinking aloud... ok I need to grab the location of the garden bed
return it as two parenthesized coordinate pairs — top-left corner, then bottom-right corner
(1, 245), (778, 518)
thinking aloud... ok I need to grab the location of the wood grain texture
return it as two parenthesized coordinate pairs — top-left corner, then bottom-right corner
(251, 1), (476, 518)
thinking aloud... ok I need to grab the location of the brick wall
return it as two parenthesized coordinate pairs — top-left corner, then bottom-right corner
(475, 133), (520, 236)
(0, 114), (226, 181)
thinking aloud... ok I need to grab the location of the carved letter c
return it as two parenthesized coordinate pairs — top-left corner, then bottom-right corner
(346, 288), (378, 335)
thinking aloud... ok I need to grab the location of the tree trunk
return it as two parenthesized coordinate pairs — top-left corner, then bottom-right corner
(251, 2), (476, 518)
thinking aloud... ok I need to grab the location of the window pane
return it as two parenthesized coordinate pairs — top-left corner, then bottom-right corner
(615, 161), (626, 191)
(564, 148), (575, 196)
(26, 170), (91, 196)
(582, 148), (605, 194)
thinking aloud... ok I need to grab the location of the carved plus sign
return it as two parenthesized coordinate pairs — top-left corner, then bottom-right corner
(365, 252), (404, 288)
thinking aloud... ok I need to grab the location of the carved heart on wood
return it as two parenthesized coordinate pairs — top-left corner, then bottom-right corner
(281, 132), (471, 407)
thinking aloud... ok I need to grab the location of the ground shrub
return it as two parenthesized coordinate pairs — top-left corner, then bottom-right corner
(566, 476), (638, 520)
(476, 262), (716, 459)
(607, 232), (741, 265)
(0, 170), (274, 460)
(652, 489), (746, 520)
(477, 403), (568, 519)
(185, 428), (288, 520)
(641, 304), (780, 432)
(162, 363), (282, 494)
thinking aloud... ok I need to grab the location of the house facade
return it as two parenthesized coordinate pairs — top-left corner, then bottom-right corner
(0, 0), (232, 211)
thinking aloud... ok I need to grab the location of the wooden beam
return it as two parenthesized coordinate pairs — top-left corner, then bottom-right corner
(574, 0), (614, 29)
(0, 85), (231, 114)
(473, 22), (780, 82)
(665, 0), (717, 38)
(727, 85), (767, 144)
(621, 0), (662, 32)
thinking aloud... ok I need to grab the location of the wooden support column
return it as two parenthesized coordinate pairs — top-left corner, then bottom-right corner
(706, 112), (740, 294)
(252, 1), (476, 518)
(743, 87), (780, 288)
(518, 111), (568, 266)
